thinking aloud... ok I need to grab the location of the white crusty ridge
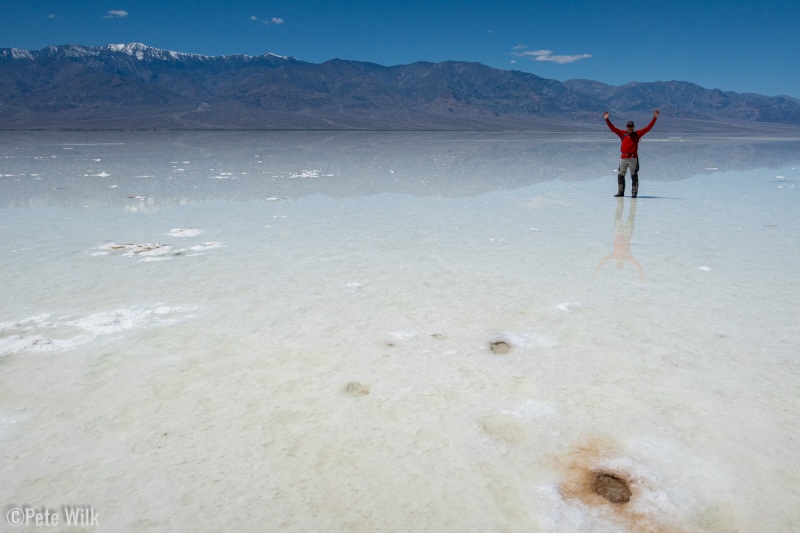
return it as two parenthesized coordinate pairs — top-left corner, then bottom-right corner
(0, 43), (296, 63)
(104, 43), (294, 61)
(4, 48), (34, 60)
(105, 42), (212, 61)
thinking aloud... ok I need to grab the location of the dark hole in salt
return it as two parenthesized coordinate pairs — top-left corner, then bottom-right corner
(594, 473), (632, 503)
(490, 341), (511, 354)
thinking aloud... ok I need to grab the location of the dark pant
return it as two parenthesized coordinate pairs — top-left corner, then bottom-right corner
(617, 158), (640, 196)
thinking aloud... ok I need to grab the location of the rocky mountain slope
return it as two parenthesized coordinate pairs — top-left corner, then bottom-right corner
(1, 43), (799, 131)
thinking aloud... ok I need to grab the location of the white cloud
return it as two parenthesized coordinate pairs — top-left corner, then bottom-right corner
(251, 15), (284, 25)
(103, 10), (129, 19)
(47, 14), (61, 19)
(512, 47), (591, 65)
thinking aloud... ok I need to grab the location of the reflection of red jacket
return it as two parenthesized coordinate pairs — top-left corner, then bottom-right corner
(606, 116), (657, 158)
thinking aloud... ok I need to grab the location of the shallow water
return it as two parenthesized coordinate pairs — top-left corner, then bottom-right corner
(2, 131), (799, 532)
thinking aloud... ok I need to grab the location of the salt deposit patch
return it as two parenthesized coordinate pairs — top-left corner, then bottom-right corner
(60, 143), (124, 146)
(188, 242), (223, 252)
(98, 243), (175, 259)
(96, 237), (223, 261)
(494, 331), (558, 349)
(389, 331), (419, 341)
(72, 307), (192, 335)
(288, 169), (334, 179)
(500, 399), (558, 419)
(168, 228), (205, 238)
(0, 306), (197, 356)
(0, 411), (28, 439)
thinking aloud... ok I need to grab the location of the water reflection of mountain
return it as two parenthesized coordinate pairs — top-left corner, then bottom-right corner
(2, 131), (799, 209)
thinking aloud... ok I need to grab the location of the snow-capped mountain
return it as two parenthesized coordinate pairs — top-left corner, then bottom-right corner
(1, 43), (799, 130)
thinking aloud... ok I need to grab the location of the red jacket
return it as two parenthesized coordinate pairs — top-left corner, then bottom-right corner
(606, 116), (657, 158)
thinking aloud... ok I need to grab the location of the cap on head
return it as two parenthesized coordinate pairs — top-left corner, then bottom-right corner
(626, 121), (635, 127)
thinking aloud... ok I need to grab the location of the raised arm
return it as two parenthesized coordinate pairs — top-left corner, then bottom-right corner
(604, 111), (624, 135)
(638, 109), (660, 136)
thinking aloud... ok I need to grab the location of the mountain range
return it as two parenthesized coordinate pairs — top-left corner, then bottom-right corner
(2, 43), (800, 132)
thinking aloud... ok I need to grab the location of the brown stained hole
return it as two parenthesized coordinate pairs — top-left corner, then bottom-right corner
(553, 438), (690, 533)
(557, 439), (635, 508)
(490, 340), (511, 354)
(344, 381), (370, 396)
(594, 472), (632, 504)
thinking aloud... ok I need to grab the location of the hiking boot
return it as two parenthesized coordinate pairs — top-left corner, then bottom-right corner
(615, 175), (625, 197)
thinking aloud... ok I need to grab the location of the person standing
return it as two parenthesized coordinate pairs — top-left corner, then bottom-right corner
(604, 109), (659, 197)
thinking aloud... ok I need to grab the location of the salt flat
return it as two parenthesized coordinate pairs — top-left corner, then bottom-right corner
(1, 131), (799, 532)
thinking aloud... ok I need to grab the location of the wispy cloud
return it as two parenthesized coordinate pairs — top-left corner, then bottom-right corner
(512, 46), (591, 65)
(47, 14), (61, 19)
(250, 16), (284, 25)
(103, 10), (129, 19)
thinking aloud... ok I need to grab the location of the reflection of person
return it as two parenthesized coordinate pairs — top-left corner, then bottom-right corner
(595, 198), (644, 279)
(604, 109), (659, 198)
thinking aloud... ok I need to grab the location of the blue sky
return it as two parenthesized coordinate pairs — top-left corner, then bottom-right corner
(1, 0), (798, 98)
